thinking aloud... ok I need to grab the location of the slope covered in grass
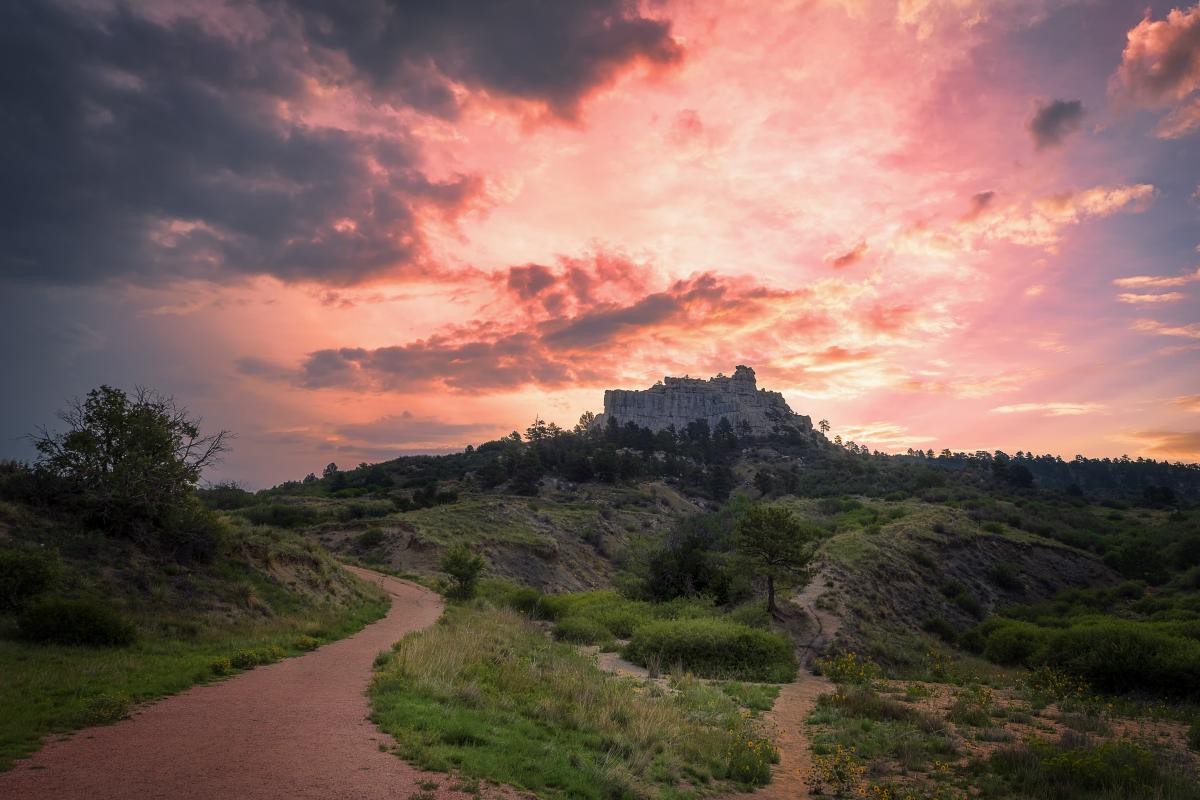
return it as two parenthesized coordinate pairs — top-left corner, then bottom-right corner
(0, 498), (388, 770)
(370, 605), (779, 799)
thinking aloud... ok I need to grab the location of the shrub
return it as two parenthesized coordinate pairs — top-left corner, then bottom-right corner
(989, 736), (1196, 800)
(239, 502), (323, 529)
(210, 657), (233, 675)
(553, 616), (613, 645)
(18, 598), (137, 646)
(815, 651), (882, 685)
(356, 527), (385, 549)
(230, 649), (261, 669)
(922, 616), (957, 644)
(79, 693), (132, 725)
(1038, 621), (1200, 696)
(624, 618), (797, 682)
(726, 730), (778, 785)
(0, 546), (60, 611)
(477, 579), (546, 617)
(440, 544), (485, 599)
(296, 635), (321, 651)
(981, 620), (1047, 666)
(987, 562), (1021, 590)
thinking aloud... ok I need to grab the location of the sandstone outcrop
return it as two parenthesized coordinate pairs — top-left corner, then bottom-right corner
(594, 365), (811, 438)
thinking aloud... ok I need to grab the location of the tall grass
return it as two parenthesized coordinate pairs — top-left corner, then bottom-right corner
(370, 605), (775, 799)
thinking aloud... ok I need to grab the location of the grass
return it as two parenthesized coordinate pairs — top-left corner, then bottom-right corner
(370, 604), (777, 799)
(0, 572), (387, 770)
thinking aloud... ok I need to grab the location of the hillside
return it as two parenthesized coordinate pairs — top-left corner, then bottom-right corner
(0, 463), (388, 770)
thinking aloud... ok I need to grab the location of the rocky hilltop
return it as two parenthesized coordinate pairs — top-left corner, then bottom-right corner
(594, 365), (812, 438)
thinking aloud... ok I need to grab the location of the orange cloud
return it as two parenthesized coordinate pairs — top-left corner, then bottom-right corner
(1111, 5), (1200, 138)
(991, 402), (1106, 417)
(1113, 266), (1200, 288)
(1117, 292), (1186, 304)
(1131, 319), (1200, 339)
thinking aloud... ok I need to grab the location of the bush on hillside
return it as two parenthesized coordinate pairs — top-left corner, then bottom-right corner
(0, 546), (60, 611)
(539, 591), (655, 637)
(440, 544), (485, 599)
(477, 579), (546, 617)
(624, 618), (797, 682)
(553, 615), (613, 645)
(18, 598), (137, 646)
(1039, 622), (1200, 696)
(238, 502), (324, 529)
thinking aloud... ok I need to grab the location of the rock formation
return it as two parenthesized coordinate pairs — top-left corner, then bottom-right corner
(594, 365), (812, 438)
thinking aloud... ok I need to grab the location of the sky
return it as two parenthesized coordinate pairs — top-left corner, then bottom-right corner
(1, 0), (1199, 487)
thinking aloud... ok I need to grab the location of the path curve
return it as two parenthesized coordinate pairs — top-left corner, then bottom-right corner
(0, 566), (497, 800)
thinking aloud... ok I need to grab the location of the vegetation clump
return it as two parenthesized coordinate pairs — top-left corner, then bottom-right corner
(624, 617), (797, 682)
(371, 605), (776, 799)
(18, 598), (137, 647)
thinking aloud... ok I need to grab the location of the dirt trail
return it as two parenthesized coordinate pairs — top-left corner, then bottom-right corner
(724, 673), (833, 800)
(0, 566), (513, 800)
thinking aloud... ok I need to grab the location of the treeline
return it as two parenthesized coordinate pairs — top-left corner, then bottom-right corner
(892, 448), (1200, 503)
(252, 413), (801, 504)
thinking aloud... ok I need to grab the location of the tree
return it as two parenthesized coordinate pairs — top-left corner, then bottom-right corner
(322, 462), (339, 478)
(440, 544), (485, 599)
(732, 504), (819, 614)
(32, 386), (229, 534)
(818, 419), (831, 434)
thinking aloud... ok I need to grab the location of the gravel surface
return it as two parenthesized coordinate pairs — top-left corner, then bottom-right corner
(0, 566), (515, 800)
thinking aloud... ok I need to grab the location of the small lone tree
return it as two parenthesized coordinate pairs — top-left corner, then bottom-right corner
(32, 386), (229, 533)
(440, 544), (486, 599)
(732, 504), (819, 614)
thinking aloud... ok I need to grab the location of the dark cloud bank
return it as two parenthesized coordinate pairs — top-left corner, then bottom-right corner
(0, 1), (680, 286)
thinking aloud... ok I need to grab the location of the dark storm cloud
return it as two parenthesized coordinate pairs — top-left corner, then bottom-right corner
(286, 0), (683, 119)
(1029, 99), (1085, 149)
(0, 1), (680, 286)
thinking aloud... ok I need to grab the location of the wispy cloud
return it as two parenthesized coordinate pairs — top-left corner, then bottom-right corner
(1113, 267), (1200, 288)
(1131, 319), (1200, 339)
(1117, 292), (1186, 304)
(1172, 395), (1200, 413)
(991, 402), (1106, 416)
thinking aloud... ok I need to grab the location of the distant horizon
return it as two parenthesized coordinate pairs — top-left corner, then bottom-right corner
(2, 1), (1199, 487)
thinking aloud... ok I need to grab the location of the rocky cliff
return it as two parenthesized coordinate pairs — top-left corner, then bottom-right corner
(594, 365), (812, 438)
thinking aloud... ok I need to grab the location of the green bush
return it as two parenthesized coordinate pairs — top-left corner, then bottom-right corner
(624, 618), (797, 682)
(440, 544), (485, 599)
(238, 502), (323, 529)
(987, 562), (1021, 590)
(553, 615), (613, 645)
(476, 579), (546, 617)
(1039, 621), (1200, 695)
(79, 693), (132, 725)
(230, 649), (261, 669)
(989, 736), (1198, 800)
(210, 656), (233, 675)
(18, 598), (137, 646)
(296, 634), (321, 651)
(356, 527), (385, 549)
(539, 591), (653, 636)
(0, 546), (60, 611)
(981, 620), (1048, 666)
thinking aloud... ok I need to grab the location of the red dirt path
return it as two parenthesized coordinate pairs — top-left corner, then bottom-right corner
(0, 566), (511, 800)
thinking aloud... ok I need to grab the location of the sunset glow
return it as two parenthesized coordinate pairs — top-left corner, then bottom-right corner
(2, 0), (1199, 484)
